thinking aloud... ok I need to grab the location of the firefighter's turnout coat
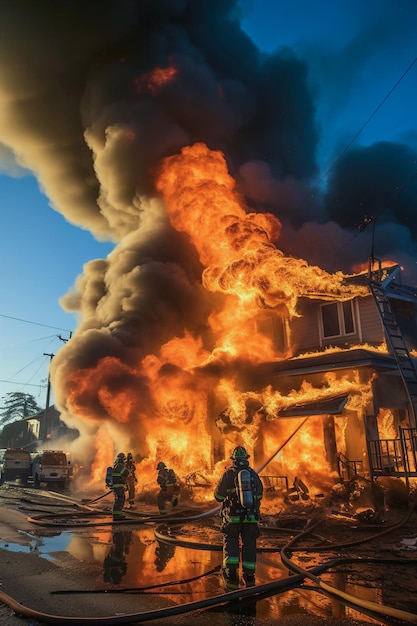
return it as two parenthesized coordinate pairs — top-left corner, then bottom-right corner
(112, 460), (129, 519)
(157, 466), (179, 513)
(214, 460), (263, 582)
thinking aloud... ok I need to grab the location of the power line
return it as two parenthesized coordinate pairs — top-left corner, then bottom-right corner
(0, 379), (44, 388)
(318, 55), (417, 187)
(0, 334), (58, 351)
(0, 336), (64, 396)
(332, 164), (417, 267)
(0, 313), (72, 332)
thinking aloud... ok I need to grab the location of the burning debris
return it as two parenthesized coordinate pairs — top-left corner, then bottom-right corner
(1, 1), (417, 492)
(283, 476), (310, 503)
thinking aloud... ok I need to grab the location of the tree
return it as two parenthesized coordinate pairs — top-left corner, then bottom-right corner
(0, 392), (42, 427)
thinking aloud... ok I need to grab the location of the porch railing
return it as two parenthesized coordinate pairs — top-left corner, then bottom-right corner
(261, 475), (289, 493)
(337, 452), (364, 481)
(368, 426), (417, 477)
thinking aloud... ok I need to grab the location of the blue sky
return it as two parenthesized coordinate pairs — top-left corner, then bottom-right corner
(0, 0), (416, 408)
(0, 174), (113, 406)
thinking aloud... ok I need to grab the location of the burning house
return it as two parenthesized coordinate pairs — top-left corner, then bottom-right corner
(1, 1), (417, 495)
(230, 261), (417, 490)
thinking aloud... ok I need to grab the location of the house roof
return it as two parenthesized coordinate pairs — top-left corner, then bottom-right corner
(344, 264), (417, 303)
(25, 405), (60, 421)
(261, 348), (398, 378)
(303, 264), (417, 304)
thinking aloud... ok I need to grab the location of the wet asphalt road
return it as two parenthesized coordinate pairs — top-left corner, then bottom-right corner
(0, 482), (409, 625)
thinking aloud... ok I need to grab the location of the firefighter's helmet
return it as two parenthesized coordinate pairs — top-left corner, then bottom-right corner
(127, 452), (133, 460)
(116, 452), (126, 462)
(230, 446), (249, 460)
(156, 461), (167, 470)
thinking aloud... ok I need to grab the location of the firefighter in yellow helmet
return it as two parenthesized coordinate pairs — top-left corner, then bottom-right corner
(214, 446), (263, 589)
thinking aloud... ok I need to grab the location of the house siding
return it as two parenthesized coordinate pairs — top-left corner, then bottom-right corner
(358, 295), (384, 344)
(290, 299), (321, 354)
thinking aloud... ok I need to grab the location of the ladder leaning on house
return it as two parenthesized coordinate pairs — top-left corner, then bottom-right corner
(368, 277), (417, 426)
(368, 270), (417, 480)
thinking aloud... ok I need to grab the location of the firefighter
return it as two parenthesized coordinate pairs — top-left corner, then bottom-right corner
(214, 446), (263, 589)
(156, 461), (179, 515)
(112, 452), (129, 521)
(125, 452), (138, 505)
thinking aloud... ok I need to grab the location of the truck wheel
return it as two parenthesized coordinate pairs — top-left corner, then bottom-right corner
(0, 473), (4, 486)
(34, 474), (40, 488)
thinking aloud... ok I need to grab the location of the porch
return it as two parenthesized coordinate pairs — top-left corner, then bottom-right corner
(368, 427), (417, 479)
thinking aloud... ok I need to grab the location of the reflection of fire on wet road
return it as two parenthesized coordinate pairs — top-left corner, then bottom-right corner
(46, 517), (417, 622)
(1, 482), (416, 623)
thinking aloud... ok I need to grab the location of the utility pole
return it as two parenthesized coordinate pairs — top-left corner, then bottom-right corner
(57, 332), (72, 343)
(40, 337), (70, 443)
(42, 353), (54, 443)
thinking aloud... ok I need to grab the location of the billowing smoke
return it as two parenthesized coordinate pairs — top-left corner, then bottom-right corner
(0, 0), (416, 468)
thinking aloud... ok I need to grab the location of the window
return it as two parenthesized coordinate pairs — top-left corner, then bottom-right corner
(321, 300), (355, 338)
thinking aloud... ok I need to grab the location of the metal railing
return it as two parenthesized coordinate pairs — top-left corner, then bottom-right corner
(260, 475), (289, 493)
(337, 452), (364, 481)
(368, 427), (417, 478)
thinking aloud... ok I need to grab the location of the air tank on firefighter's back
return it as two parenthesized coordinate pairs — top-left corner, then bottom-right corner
(237, 469), (254, 508)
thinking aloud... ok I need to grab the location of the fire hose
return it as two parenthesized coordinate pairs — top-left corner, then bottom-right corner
(0, 558), (386, 625)
(2, 551), (416, 625)
(15, 497), (417, 622)
(3, 419), (417, 625)
(23, 417), (307, 528)
(14, 499), (417, 624)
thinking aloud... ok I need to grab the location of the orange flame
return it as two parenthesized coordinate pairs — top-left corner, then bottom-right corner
(135, 64), (177, 95)
(67, 142), (382, 492)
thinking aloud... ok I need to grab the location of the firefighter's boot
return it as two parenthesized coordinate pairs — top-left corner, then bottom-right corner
(222, 567), (239, 591)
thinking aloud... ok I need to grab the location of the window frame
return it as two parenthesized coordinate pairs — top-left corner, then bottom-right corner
(319, 299), (356, 340)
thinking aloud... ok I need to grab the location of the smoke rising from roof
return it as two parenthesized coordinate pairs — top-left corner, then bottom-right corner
(1, 0), (416, 461)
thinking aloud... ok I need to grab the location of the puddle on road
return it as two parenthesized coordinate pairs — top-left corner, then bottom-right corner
(0, 521), (388, 623)
(0, 531), (71, 561)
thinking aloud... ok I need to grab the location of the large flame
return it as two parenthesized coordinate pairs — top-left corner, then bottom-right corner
(65, 142), (376, 490)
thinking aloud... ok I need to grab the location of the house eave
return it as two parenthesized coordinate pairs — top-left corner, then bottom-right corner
(262, 348), (399, 378)
(277, 393), (349, 417)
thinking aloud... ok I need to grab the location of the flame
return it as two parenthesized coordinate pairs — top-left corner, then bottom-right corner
(67, 356), (142, 424)
(135, 64), (177, 95)
(378, 408), (397, 439)
(157, 143), (368, 304)
(66, 142), (385, 493)
(88, 424), (115, 486)
(352, 259), (398, 274)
